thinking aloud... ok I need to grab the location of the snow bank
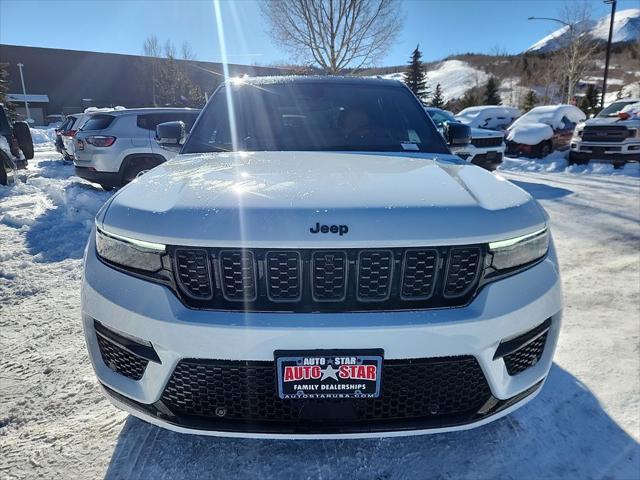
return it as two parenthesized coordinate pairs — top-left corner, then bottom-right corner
(500, 150), (640, 177)
(506, 122), (554, 145)
(30, 128), (57, 152)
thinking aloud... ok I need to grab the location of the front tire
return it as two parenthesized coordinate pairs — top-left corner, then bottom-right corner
(12, 122), (34, 160)
(536, 141), (552, 159)
(568, 152), (588, 166)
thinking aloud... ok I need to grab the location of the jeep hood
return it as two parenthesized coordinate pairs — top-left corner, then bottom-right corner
(99, 151), (547, 247)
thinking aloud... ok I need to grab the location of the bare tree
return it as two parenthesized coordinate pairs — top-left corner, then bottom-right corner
(164, 40), (176, 59)
(261, 0), (404, 74)
(557, 1), (599, 103)
(181, 42), (197, 61)
(142, 35), (162, 106)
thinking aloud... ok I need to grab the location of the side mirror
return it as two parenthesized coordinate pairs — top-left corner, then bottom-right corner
(444, 122), (471, 146)
(156, 121), (186, 148)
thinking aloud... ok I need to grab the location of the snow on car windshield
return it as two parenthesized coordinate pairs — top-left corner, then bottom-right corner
(183, 81), (449, 154)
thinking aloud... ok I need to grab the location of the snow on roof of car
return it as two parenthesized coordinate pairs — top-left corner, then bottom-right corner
(455, 106), (522, 127)
(509, 105), (585, 130)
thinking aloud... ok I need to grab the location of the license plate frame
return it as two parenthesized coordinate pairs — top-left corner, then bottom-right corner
(275, 349), (383, 400)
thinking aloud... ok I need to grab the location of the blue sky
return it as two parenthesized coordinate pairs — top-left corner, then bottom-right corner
(0, 0), (636, 66)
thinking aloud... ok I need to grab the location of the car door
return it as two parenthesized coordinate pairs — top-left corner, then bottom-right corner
(555, 116), (576, 150)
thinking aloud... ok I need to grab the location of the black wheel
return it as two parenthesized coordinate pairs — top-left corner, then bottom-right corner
(12, 121), (34, 160)
(0, 150), (14, 186)
(100, 184), (115, 191)
(536, 141), (551, 158)
(613, 161), (625, 169)
(0, 160), (7, 186)
(122, 157), (160, 185)
(568, 152), (588, 166)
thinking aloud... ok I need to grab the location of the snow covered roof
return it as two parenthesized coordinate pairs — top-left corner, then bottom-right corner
(7, 93), (50, 103)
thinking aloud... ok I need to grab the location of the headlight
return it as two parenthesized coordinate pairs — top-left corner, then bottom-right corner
(96, 226), (166, 272)
(489, 228), (549, 271)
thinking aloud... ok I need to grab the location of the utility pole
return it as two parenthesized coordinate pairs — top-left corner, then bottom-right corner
(601, 0), (617, 108)
(16, 63), (31, 123)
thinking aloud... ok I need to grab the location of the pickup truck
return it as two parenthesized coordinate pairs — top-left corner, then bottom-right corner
(569, 99), (640, 166)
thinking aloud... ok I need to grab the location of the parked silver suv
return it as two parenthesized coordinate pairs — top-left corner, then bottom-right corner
(74, 108), (200, 190)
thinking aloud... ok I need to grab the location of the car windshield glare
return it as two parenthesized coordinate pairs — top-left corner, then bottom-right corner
(183, 82), (448, 154)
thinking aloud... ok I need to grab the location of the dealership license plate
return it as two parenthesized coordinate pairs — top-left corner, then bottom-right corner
(275, 350), (383, 399)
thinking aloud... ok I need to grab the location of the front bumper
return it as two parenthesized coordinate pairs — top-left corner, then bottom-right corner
(569, 141), (640, 163)
(82, 235), (562, 438)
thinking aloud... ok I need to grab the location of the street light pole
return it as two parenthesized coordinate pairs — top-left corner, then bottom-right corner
(16, 63), (31, 123)
(601, 0), (617, 108)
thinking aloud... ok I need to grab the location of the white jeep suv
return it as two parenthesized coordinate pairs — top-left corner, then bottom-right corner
(82, 77), (562, 438)
(74, 108), (199, 190)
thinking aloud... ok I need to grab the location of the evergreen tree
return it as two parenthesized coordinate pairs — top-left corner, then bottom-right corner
(0, 63), (16, 118)
(483, 76), (502, 105)
(459, 89), (479, 110)
(579, 84), (600, 115)
(403, 45), (428, 102)
(155, 55), (205, 108)
(430, 83), (445, 108)
(521, 90), (538, 112)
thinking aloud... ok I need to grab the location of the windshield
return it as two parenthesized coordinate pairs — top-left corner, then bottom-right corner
(183, 82), (448, 154)
(426, 108), (456, 127)
(598, 100), (638, 118)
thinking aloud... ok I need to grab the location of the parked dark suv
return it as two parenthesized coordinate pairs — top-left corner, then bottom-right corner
(0, 103), (34, 186)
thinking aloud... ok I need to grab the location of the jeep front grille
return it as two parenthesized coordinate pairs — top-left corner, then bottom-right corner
(171, 245), (485, 312)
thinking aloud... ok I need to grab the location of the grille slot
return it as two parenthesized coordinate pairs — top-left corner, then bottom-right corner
(265, 251), (302, 302)
(357, 250), (394, 301)
(311, 251), (348, 302)
(401, 249), (438, 300)
(174, 249), (213, 300)
(471, 136), (502, 148)
(504, 332), (548, 376)
(218, 250), (257, 301)
(443, 247), (482, 298)
(161, 356), (491, 423)
(96, 334), (148, 380)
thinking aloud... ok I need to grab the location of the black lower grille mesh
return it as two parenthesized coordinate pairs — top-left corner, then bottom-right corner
(504, 332), (548, 375)
(161, 357), (491, 424)
(96, 334), (148, 380)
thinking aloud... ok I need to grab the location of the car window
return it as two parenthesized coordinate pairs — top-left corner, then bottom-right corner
(426, 110), (454, 127)
(81, 114), (115, 131)
(184, 82), (448, 154)
(559, 116), (575, 130)
(137, 112), (199, 132)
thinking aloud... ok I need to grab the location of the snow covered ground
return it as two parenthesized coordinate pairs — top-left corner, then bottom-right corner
(1, 146), (639, 479)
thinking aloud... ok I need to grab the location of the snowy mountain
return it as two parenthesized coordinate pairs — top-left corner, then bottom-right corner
(526, 8), (640, 53)
(373, 59), (488, 102)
